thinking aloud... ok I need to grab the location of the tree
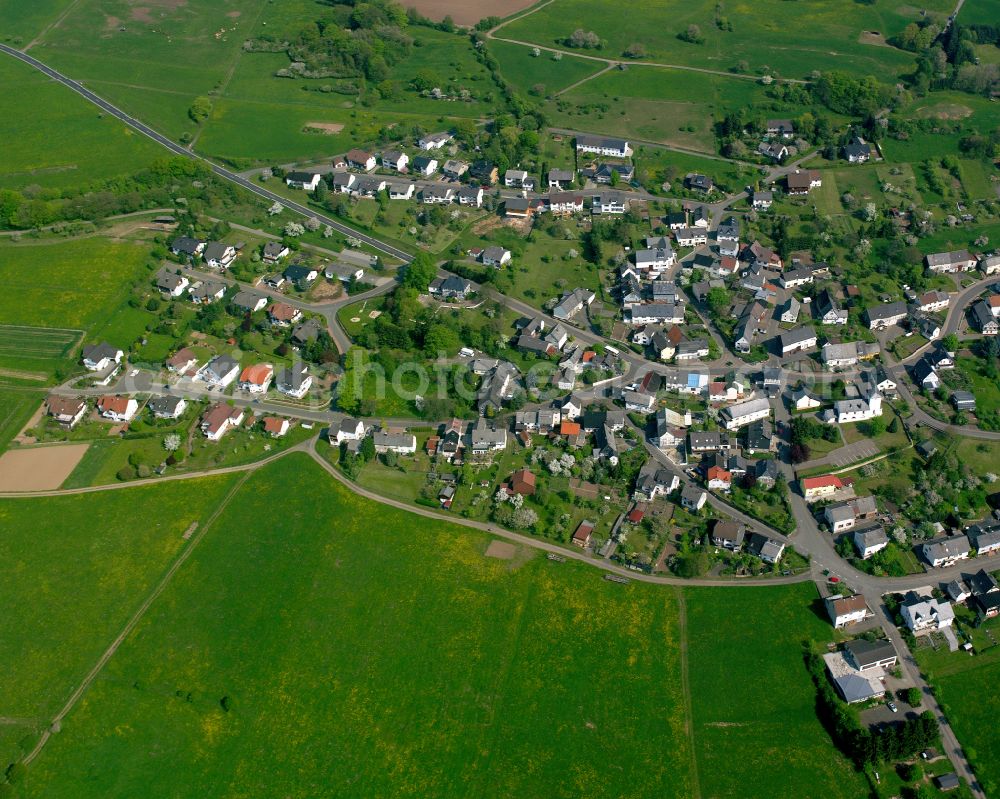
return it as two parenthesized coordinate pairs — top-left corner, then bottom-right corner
(623, 42), (646, 58)
(674, 550), (709, 578)
(188, 96), (212, 123)
(163, 434), (181, 452)
(313, 180), (327, 202)
(905, 687), (922, 707)
(401, 252), (437, 292)
(941, 333), (959, 353)
(679, 24), (703, 43)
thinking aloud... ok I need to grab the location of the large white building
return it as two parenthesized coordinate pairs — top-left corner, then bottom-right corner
(719, 397), (771, 431)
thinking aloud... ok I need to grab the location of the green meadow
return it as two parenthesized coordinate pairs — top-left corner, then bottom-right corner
(549, 66), (774, 152)
(0, 56), (162, 191)
(488, 39), (606, 95)
(498, 0), (952, 79)
(6, 454), (866, 798)
(0, 473), (239, 764)
(0, 238), (150, 377)
(0, 0), (74, 41)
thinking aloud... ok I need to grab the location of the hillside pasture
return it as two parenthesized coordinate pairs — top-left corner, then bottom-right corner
(0, 57), (163, 191)
(497, 0), (949, 80)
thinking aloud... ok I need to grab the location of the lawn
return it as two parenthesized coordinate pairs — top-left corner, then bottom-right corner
(497, 0), (946, 80)
(18, 454), (697, 799)
(0, 472), (239, 765)
(684, 582), (869, 799)
(0, 56), (163, 191)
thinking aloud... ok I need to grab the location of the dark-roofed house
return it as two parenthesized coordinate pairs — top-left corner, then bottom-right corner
(844, 638), (897, 671)
(170, 236), (204, 258)
(711, 520), (745, 550)
(865, 301), (908, 330)
(81, 342), (123, 372)
(232, 291), (267, 313)
(203, 242), (237, 270)
(972, 300), (999, 335)
(843, 136), (871, 163)
(148, 395), (187, 419)
(680, 485), (707, 511)
(779, 326), (818, 355)
(575, 134), (631, 158)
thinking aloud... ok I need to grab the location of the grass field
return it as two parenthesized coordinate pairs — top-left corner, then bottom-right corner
(9, 454), (865, 798)
(497, 0), (949, 80)
(686, 582), (868, 799)
(917, 616), (1000, 796)
(0, 472), (239, 765)
(549, 66), (775, 152)
(16, 454), (694, 798)
(0, 56), (163, 191)
(0, 390), (43, 454)
(0, 238), (150, 376)
(0, 0), (74, 42)
(489, 39), (606, 95)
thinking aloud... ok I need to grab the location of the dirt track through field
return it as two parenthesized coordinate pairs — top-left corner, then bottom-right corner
(22, 469), (253, 767)
(0, 444), (90, 491)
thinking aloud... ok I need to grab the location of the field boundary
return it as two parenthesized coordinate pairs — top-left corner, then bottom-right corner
(22, 469), (253, 766)
(674, 588), (702, 799)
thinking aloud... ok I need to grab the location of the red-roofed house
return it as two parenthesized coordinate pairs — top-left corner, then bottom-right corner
(801, 474), (847, 501)
(560, 420), (581, 437)
(239, 363), (274, 394)
(201, 404), (245, 441)
(706, 465), (732, 490)
(97, 395), (138, 423)
(572, 520), (595, 548)
(262, 416), (290, 437)
(508, 468), (537, 496)
(267, 302), (302, 327)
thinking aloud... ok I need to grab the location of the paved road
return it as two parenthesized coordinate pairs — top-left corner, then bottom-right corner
(0, 44), (415, 266)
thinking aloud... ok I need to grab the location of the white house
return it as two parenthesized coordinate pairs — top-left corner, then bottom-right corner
(575, 134), (631, 158)
(901, 591), (955, 633)
(97, 395), (138, 423)
(333, 417), (366, 445)
(200, 404), (245, 441)
(373, 430), (417, 454)
(926, 249), (976, 274)
(779, 327), (818, 356)
(81, 342), (123, 372)
(157, 272), (189, 297)
(825, 594), (869, 629)
(198, 355), (240, 388)
(853, 527), (889, 559)
(276, 362), (312, 399)
(381, 150), (409, 172)
(238, 363), (274, 394)
(203, 242), (237, 270)
(719, 397), (771, 431)
(418, 132), (451, 150)
(285, 171), (322, 191)
(921, 535), (971, 568)
(148, 395), (187, 420)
